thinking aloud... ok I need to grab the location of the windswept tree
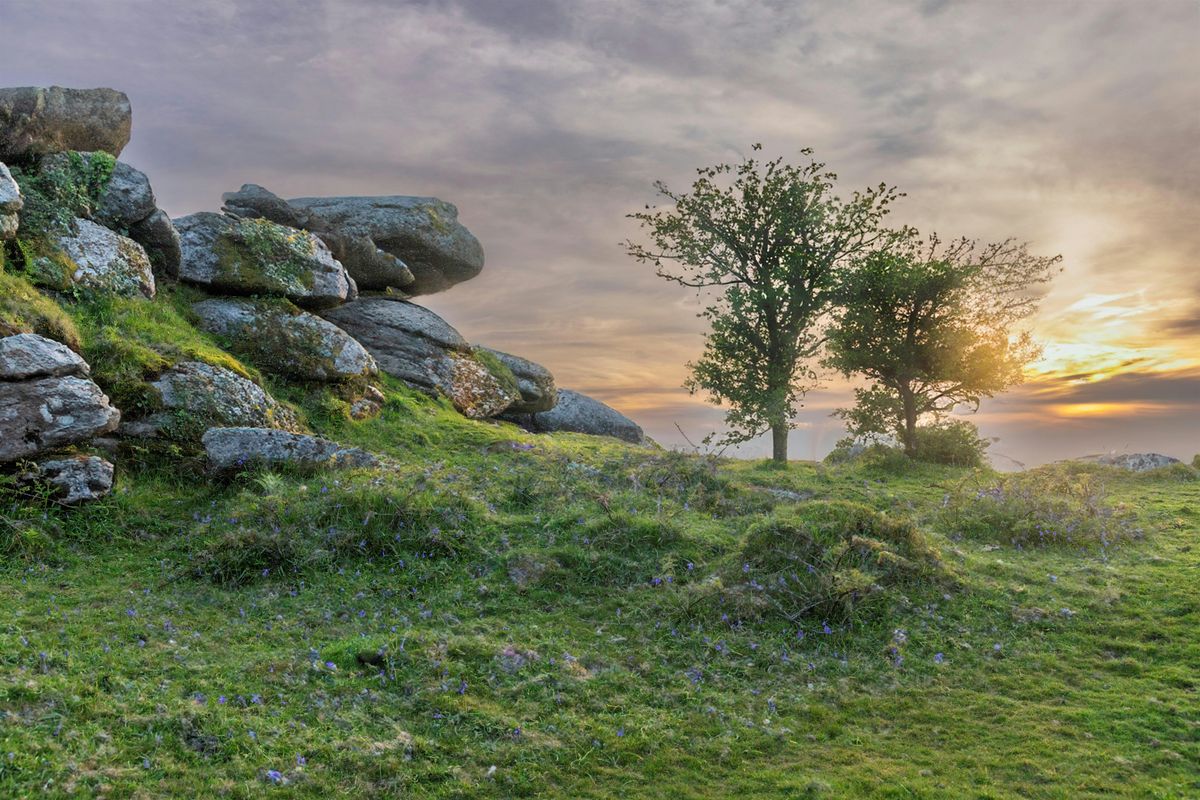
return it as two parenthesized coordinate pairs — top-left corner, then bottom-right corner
(626, 146), (907, 463)
(825, 236), (1061, 458)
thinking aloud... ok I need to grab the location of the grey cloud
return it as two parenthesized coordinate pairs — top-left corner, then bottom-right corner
(0, 0), (1196, 465)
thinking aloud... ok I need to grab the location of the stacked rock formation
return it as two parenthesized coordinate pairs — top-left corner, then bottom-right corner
(1, 84), (646, 502)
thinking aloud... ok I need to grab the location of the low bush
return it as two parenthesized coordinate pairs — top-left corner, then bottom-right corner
(936, 464), (1141, 548)
(701, 501), (948, 625)
(911, 420), (989, 467)
(826, 421), (988, 469)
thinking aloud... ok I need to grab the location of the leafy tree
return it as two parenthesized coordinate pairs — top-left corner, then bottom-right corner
(825, 236), (1060, 458)
(625, 146), (907, 463)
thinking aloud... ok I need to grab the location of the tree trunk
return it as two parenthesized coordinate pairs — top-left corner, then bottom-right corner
(901, 390), (918, 458)
(771, 422), (789, 465)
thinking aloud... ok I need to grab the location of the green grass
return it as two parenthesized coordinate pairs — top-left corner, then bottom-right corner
(3, 166), (1195, 798)
(1, 377), (1196, 798)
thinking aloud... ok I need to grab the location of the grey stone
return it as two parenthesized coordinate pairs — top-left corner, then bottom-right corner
(321, 299), (517, 418)
(32, 455), (114, 504)
(222, 183), (313, 229)
(501, 389), (644, 444)
(0, 333), (87, 380)
(191, 298), (376, 382)
(97, 160), (156, 229)
(475, 346), (556, 414)
(173, 212), (352, 309)
(222, 184), (415, 293)
(128, 208), (181, 275)
(0, 162), (21, 213)
(202, 426), (378, 474)
(54, 218), (155, 298)
(1077, 452), (1182, 472)
(0, 86), (132, 161)
(0, 162), (21, 240)
(0, 375), (121, 462)
(288, 195), (483, 295)
(136, 361), (302, 438)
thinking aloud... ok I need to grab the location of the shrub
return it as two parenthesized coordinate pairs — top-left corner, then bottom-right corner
(825, 421), (988, 469)
(911, 420), (989, 467)
(936, 464), (1140, 548)
(706, 501), (948, 625)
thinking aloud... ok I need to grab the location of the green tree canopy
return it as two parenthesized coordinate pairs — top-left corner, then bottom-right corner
(625, 146), (907, 463)
(825, 235), (1060, 457)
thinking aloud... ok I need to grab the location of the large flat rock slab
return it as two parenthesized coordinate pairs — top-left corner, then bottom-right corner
(0, 86), (132, 161)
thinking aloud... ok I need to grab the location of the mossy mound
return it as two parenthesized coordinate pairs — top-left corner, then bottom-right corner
(72, 291), (256, 414)
(0, 266), (81, 349)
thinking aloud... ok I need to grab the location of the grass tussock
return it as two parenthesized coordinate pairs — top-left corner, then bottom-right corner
(691, 501), (949, 626)
(191, 471), (484, 586)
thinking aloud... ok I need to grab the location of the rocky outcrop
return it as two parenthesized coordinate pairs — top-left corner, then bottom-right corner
(125, 361), (301, 439)
(287, 195), (483, 296)
(27, 455), (115, 504)
(191, 297), (376, 382)
(202, 427), (378, 475)
(223, 184), (416, 294)
(1077, 452), (1182, 472)
(0, 334), (121, 462)
(501, 389), (644, 444)
(321, 299), (517, 418)
(475, 346), (556, 414)
(0, 86), (132, 161)
(55, 218), (155, 297)
(0, 161), (21, 240)
(173, 212), (353, 309)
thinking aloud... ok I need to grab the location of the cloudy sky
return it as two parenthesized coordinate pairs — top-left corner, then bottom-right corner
(2, 0), (1197, 465)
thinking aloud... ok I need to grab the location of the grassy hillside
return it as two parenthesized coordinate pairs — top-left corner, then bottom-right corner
(0, 259), (1197, 798)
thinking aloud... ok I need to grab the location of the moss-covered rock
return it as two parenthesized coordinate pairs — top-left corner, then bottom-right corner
(173, 212), (352, 309)
(0, 86), (131, 161)
(191, 297), (376, 382)
(53, 217), (155, 297)
(126, 361), (302, 442)
(474, 345), (555, 414)
(72, 291), (255, 415)
(321, 298), (518, 418)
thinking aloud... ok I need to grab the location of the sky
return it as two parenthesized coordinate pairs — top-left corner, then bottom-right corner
(1, 0), (1197, 466)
